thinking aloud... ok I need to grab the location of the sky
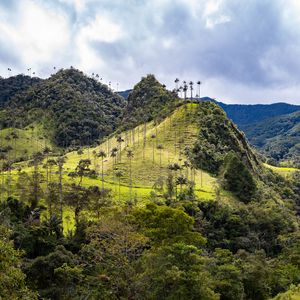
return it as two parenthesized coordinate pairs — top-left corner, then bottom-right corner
(0, 0), (300, 104)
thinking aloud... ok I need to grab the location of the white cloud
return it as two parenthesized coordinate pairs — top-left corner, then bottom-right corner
(0, 0), (70, 74)
(75, 15), (123, 71)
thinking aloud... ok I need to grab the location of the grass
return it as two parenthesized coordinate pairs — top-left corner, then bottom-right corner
(0, 123), (55, 160)
(264, 163), (299, 177)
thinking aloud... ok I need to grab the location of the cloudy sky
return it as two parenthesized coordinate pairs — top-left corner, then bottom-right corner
(0, 0), (300, 104)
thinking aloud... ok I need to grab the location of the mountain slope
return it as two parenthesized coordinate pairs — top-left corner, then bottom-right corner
(1, 69), (126, 147)
(122, 75), (178, 128)
(243, 110), (300, 165)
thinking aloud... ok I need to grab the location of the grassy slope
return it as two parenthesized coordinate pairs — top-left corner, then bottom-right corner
(264, 163), (299, 177)
(0, 124), (55, 160)
(64, 103), (217, 199)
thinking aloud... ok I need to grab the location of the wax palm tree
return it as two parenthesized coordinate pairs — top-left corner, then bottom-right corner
(174, 78), (179, 91)
(57, 156), (65, 220)
(115, 170), (123, 201)
(168, 163), (181, 199)
(98, 150), (106, 191)
(197, 81), (201, 99)
(127, 149), (134, 201)
(183, 160), (190, 180)
(176, 175), (188, 194)
(111, 148), (118, 188)
(189, 81), (194, 99)
(183, 81), (188, 100)
(151, 134), (156, 163)
(116, 136), (124, 162)
(157, 144), (164, 168)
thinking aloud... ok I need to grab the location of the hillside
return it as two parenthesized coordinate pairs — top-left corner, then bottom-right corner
(243, 110), (300, 166)
(122, 74), (178, 128)
(0, 74), (41, 107)
(1, 69), (126, 147)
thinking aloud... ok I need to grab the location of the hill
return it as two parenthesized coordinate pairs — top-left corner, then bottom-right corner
(0, 75), (41, 107)
(122, 74), (178, 128)
(243, 110), (300, 166)
(1, 69), (126, 147)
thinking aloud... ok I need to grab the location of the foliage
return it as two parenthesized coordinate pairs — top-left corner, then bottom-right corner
(0, 224), (37, 299)
(0, 74), (41, 107)
(122, 74), (178, 128)
(221, 152), (257, 203)
(190, 101), (260, 174)
(1, 69), (126, 147)
(242, 110), (300, 166)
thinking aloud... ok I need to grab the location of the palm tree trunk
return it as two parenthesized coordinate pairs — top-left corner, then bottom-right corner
(101, 158), (104, 190)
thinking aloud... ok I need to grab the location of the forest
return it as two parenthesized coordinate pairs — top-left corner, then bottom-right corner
(0, 70), (300, 300)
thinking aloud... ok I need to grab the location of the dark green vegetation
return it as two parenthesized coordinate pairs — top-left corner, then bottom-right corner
(243, 110), (300, 167)
(122, 74), (177, 128)
(0, 74), (41, 107)
(189, 101), (260, 174)
(0, 69), (125, 147)
(0, 71), (300, 299)
(201, 98), (300, 166)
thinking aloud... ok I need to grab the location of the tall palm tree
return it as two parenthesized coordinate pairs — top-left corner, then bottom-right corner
(98, 150), (106, 191)
(168, 163), (181, 200)
(189, 81), (194, 99)
(197, 81), (201, 99)
(174, 78), (179, 91)
(183, 161), (190, 180)
(57, 156), (65, 221)
(151, 134), (156, 163)
(176, 175), (188, 194)
(183, 81), (188, 100)
(111, 148), (118, 189)
(157, 144), (164, 168)
(127, 149), (134, 201)
(116, 136), (124, 162)
(115, 171), (123, 202)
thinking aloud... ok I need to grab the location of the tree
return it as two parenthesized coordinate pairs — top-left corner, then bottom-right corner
(116, 136), (124, 162)
(28, 152), (44, 209)
(57, 156), (65, 220)
(174, 78), (179, 91)
(183, 81), (188, 100)
(168, 163), (181, 199)
(222, 153), (257, 203)
(0, 225), (38, 299)
(197, 80), (201, 99)
(75, 159), (91, 186)
(115, 170), (124, 201)
(137, 242), (218, 300)
(157, 144), (164, 168)
(88, 185), (112, 219)
(151, 134), (156, 163)
(98, 150), (106, 191)
(64, 184), (90, 226)
(189, 81), (194, 99)
(176, 175), (188, 194)
(111, 147), (118, 187)
(127, 149), (134, 202)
